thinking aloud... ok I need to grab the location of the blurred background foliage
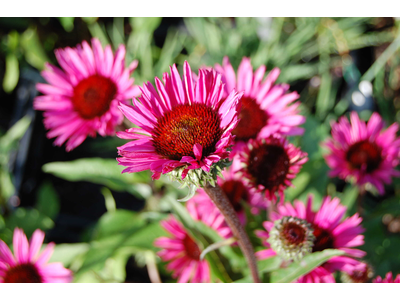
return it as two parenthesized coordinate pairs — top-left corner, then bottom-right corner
(1, 17), (400, 282)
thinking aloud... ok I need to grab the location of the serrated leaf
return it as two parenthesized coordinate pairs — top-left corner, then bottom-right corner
(270, 249), (345, 283)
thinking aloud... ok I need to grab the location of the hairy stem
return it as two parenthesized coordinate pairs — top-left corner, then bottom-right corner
(203, 182), (261, 283)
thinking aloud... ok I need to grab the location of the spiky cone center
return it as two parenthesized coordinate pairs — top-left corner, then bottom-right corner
(72, 74), (117, 119)
(341, 263), (374, 283)
(152, 103), (223, 161)
(3, 263), (43, 283)
(232, 96), (268, 142)
(346, 140), (383, 173)
(246, 141), (290, 192)
(268, 216), (315, 261)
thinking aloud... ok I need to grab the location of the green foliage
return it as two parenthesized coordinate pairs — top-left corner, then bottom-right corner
(42, 158), (152, 199)
(270, 249), (345, 283)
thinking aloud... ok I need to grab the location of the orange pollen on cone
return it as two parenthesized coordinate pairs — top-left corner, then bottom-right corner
(152, 103), (223, 161)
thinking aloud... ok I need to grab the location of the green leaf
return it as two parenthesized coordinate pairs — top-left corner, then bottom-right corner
(124, 221), (166, 252)
(234, 256), (283, 283)
(93, 210), (145, 240)
(0, 115), (31, 153)
(20, 27), (50, 70)
(3, 53), (19, 93)
(36, 181), (60, 220)
(130, 17), (162, 33)
(42, 158), (151, 199)
(340, 184), (359, 212)
(0, 170), (15, 201)
(58, 17), (75, 32)
(5, 207), (54, 239)
(101, 187), (116, 213)
(315, 72), (333, 120)
(270, 249), (345, 283)
(48, 243), (90, 267)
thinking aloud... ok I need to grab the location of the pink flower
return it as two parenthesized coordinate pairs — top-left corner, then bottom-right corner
(187, 159), (267, 240)
(340, 261), (374, 283)
(34, 38), (140, 151)
(256, 195), (365, 283)
(237, 135), (308, 203)
(214, 56), (305, 155)
(117, 61), (242, 182)
(323, 112), (400, 194)
(154, 216), (210, 283)
(0, 228), (72, 283)
(373, 272), (400, 283)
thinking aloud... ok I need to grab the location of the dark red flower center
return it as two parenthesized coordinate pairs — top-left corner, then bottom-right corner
(312, 226), (334, 252)
(183, 234), (201, 261)
(3, 263), (42, 283)
(232, 96), (268, 142)
(72, 74), (117, 119)
(346, 140), (382, 173)
(221, 180), (249, 212)
(247, 143), (290, 191)
(281, 222), (307, 246)
(152, 103), (223, 161)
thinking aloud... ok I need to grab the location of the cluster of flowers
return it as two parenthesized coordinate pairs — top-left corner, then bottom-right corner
(1, 38), (400, 283)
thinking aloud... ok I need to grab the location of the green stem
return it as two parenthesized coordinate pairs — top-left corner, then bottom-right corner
(203, 182), (261, 283)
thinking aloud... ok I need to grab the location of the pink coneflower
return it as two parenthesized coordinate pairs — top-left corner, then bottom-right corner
(187, 159), (267, 239)
(214, 56), (305, 155)
(341, 261), (374, 283)
(256, 195), (365, 283)
(34, 38), (140, 151)
(373, 272), (400, 283)
(237, 135), (308, 203)
(323, 112), (400, 194)
(117, 61), (242, 185)
(154, 216), (210, 283)
(0, 228), (72, 283)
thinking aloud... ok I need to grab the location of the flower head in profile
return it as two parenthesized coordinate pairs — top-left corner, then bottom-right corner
(34, 38), (140, 151)
(341, 261), (374, 283)
(0, 228), (72, 283)
(373, 272), (400, 283)
(187, 159), (268, 239)
(214, 56), (305, 155)
(323, 112), (400, 194)
(237, 135), (308, 203)
(117, 61), (242, 187)
(256, 195), (365, 283)
(154, 216), (210, 283)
